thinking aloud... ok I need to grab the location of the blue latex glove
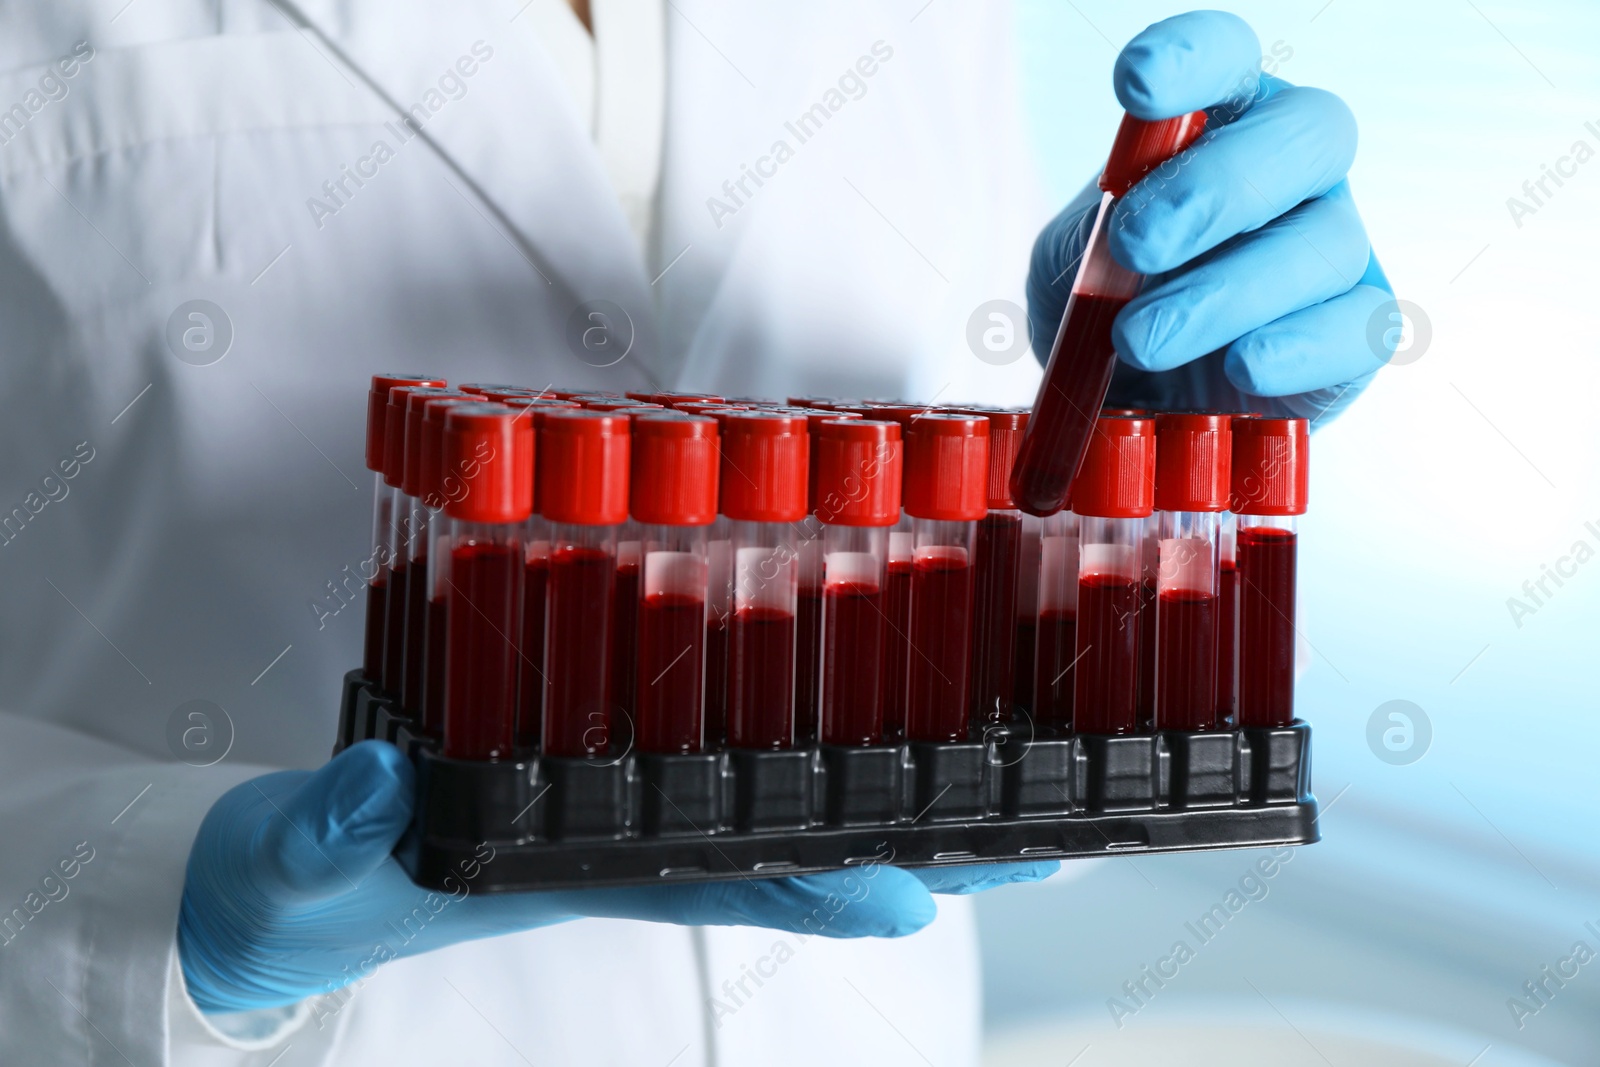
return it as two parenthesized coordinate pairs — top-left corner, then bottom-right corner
(179, 741), (1056, 1013)
(1027, 10), (1394, 424)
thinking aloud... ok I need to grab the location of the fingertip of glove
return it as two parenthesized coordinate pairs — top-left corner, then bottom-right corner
(1114, 11), (1262, 119)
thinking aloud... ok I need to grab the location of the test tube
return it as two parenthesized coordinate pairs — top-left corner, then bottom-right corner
(703, 514), (734, 747)
(792, 408), (862, 743)
(902, 414), (989, 742)
(494, 397), (582, 747)
(1033, 509), (1080, 732)
(417, 396), (481, 733)
(1071, 416), (1155, 734)
(399, 389), (475, 716)
(1152, 414), (1232, 732)
(600, 406), (670, 728)
(440, 404), (534, 760)
(814, 419), (903, 747)
(682, 407), (753, 746)
(1232, 417), (1309, 728)
(1010, 112), (1208, 516)
(845, 405), (924, 741)
(1011, 512), (1044, 715)
(540, 411), (631, 757)
(721, 412), (809, 749)
(1216, 507), (1239, 726)
(954, 408), (1028, 725)
(631, 414), (720, 754)
(363, 374), (446, 686)
(382, 383), (456, 696)
(1214, 414), (1251, 726)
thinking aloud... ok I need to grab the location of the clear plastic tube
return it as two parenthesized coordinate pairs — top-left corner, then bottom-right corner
(728, 520), (800, 749)
(1033, 511), (1080, 731)
(1011, 512), (1044, 715)
(1216, 511), (1239, 725)
(1073, 515), (1144, 734)
(905, 518), (977, 742)
(399, 493), (435, 715)
(636, 526), (710, 754)
(363, 473), (391, 681)
(544, 523), (619, 757)
(422, 512), (453, 734)
(969, 508), (1022, 725)
(442, 519), (524, 760)
(819, 524), (889, 747)
(881, 516), (914, 741)
(611, 521), (642, 723)
(703, 516), (734, 746)
(1010, 192), (1143, 516)
(516, 516), (551, 748)
(1136, 520), (1160, 732)
(1154, 510), (1220, 731)
(1237, 514), (1298, 727)
(793, 521), (825, 744)
(381, 483), (411, 693)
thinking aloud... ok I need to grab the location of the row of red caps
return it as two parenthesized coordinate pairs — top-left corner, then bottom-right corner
(365, 377), (1309, 528)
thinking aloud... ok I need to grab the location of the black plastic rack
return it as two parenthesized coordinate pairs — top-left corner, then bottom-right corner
(336, 670), (1319, 893)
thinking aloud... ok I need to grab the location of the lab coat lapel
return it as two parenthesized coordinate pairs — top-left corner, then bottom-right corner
(270, 0), (659, 370)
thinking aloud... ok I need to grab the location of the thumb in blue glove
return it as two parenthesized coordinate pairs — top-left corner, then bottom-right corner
(1027, 10), (1396, 425)
(179, 741), (1057, 1014)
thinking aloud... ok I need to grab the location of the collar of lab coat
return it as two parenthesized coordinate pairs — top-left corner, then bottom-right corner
(269, 0), (660, 373)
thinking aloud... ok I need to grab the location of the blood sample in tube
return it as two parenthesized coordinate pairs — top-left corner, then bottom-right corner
(902, 414), (987, 743)
(722, 413), (809, 749)
(815, 419), (902, 747)
(440, 404), (534, 761)
(632, 415), (719, 754)
(1232, 417), (1308, 728)
(540, 411), (630, 757)
(1011, 112), (1207, 517)
(955, 408), (1027, 725)
(1069, 416), (1155, 734)
(1153, 414), (1231, 732)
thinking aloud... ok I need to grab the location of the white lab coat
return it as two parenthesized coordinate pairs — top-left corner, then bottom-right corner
(0, 2), (1048, 1063)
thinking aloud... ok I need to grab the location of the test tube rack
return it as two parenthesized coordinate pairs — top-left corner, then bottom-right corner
(336, 670), (1320, 892)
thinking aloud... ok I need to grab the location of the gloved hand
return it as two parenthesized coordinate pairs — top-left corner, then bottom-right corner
(179, 741), (1056, 1014)
(1027, 10), (1394, 424)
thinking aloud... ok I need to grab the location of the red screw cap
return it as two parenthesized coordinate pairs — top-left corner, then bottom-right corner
(904, 414), (990, 522)
(720, 413), (809, 523)
(1070, 416), (1155, 519)
(1099, 110), (1209, 198)
(630, 415), (720, 526)
(954, 407), (1028, 511)
(402, 389), (471, 497)
(419, 397), (485, 509)
(1155, 413), (1233, 513)
(853, 402), (927, 427)
(387, 386), (461, 488)
(540, 410), (631, 525)
(442, 404), (534, 524)
(492, 398), (581, 516)
(812, 419), (902, 527)
(367, 373), (446, 473)
(792, 409), (863, 510)
(1230, 417), (1309, 516)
